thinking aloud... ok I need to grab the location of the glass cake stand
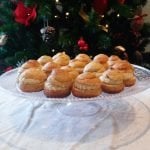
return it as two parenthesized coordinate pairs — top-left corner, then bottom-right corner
(0, 65), (150, 119)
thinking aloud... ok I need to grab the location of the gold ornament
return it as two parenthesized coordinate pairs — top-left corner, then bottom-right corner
(79, 7), (89, 22)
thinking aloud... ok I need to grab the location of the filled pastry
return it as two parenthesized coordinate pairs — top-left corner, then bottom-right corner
(18, 68), (47, 92)
(37, 55), (52, 66)
(44, 68), (72, 98)
(72, 72), (101, 98)
(100, 69), (124, 93)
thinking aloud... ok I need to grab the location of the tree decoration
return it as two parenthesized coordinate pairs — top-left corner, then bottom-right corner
(0, 0), (150, 72)
(55, 0), (63, 13)
(13, 1), (37, 26)
(77, 37), (89, 51)
(4, 66), (13, 72)
(0, 33), (8, 46)
(79, 7), (89, 23)
(93, 0), (108, 15)
(40, 26), (56, 43)
(114, 45), (128, 60)
(40, 18), (56, 44)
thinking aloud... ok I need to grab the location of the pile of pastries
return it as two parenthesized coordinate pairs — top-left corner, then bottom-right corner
(17, 52), (136, 98)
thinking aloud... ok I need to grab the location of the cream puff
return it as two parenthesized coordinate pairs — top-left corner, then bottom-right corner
(42, 61), (60, 77)
(100, 69), (124, 93)
(75, 53), (91, 64)
(61, 66), (79, 82)
(107, 55), (121, 68)
(18, 59), (42, 74)
(44, 68), (72, 98)
(68, 59), (87, 74)
(72, 72), (101, 98)
(52, 52), (70, 66)
(37, 55), (52, 66)
(93, 54), (109, 69)
(83, 61), (106, 77)
(18, 68), (47, 92)
(112, 60), (136, 86)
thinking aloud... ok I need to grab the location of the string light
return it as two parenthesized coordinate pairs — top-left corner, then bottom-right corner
(105, 24), (109, 28)
(65, 12), (70, 19)
(65, 12), (69, 16)
(117, 13), (120, 17)
(54, 15), (58, 18)
(99, 15), (105, 20)
(52, 49), (55, 52)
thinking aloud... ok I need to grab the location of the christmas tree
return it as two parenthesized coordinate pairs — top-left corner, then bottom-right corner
(0, 0), (150, 74)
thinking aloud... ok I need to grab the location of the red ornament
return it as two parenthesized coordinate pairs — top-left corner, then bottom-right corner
(77, 37), (89, 51)
(13, 1), (37, 26)
(79, 44), (89, 51)
(77, 38), (86, 47)
(83, 44), (89, 51)
(93, 0), (108, 15)
(80, 47), (87, 51)
(117, 0), (125, 5)
(5, 66), (13, 72)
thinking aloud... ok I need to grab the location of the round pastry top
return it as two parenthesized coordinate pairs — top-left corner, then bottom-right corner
(69, 59), (87, 68)
(37, 55), (52, 65)
(75, 72), (101, 85)
(112, 60), (134, 71)
(93, 54), (109, 63)
(108, 55), (121, 61)
(19, 68), (47, 82)
(75, 53), (91, 63)
(20, 59), (41, 69)
(42, 62), (60, 72)
(84, 61), (105, 73)
(47, 68), (72, 82)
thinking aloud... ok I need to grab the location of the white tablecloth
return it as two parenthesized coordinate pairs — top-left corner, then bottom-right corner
(0, 71), (150, 150)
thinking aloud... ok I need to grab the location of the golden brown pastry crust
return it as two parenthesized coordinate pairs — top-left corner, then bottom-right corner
(72, 72), (101, 98)
(44, 88), (71, 98)
(52, 52), (70, 66)
(93, 54), (108, 64)
(42, 61), (60, 76)
(61, 66), (79, 81)
(108, 55), (120, 61)
(100, 69), (124, 93)
(101, 69), (123, 82)
(37, 55), (52, 66)
(75, 53), (91, 63)
(83, 61), (106, 77)
(101, 82), (124, 94)
(68, 59), (87, 73)
(107, 55), (121, 68)
(44, 68), (72, 98)
(111, 60), (136, 86)
(93, 54), (109, 69)
(16, 53), (137, 96)
(124, 76), (136, 87)
(112, 60), (133, 71)
(18, 68), (47, 92)
(18, 59), (41, 74)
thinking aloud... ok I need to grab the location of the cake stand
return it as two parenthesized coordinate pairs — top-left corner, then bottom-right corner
(0, 65), (150, 119)
(0, 65), (150, 148)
